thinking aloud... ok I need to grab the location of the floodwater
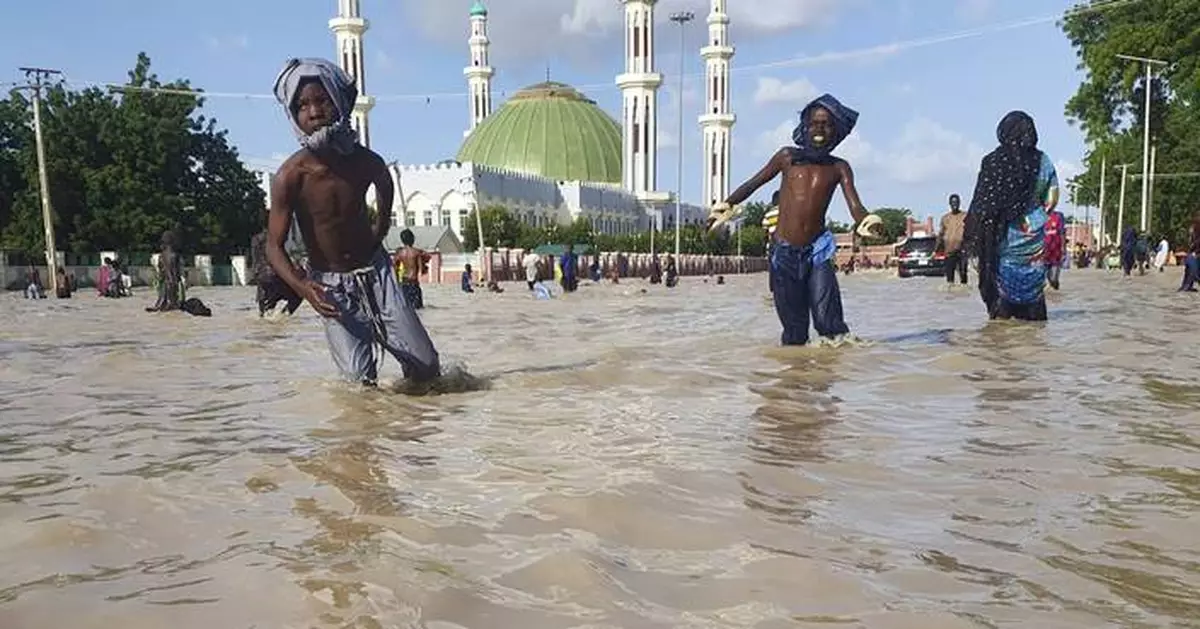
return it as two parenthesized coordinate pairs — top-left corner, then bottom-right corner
(1, 268), (1198, 629)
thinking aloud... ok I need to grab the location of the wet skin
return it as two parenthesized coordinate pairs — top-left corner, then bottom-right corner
(721, 107), (872, 247)
(266, 81), (395, 317)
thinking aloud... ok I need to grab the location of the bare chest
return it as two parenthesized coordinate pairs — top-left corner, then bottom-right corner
(297, 166), (371, 221)
(782, 163), (841, 197)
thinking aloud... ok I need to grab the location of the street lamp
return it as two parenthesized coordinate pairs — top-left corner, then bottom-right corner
(669, 10), (694, 258)
(1115, 162), (1134, 242)
(1115, 53), (1167, 232)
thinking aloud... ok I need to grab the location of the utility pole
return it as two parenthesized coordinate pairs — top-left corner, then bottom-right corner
(1116, 163), (1132, 243)
(1097, 155), (1106, 248)
(669, 10), (694, 259)
(1147, 144), (1157, 233)
(17, 66), (62, 295)
(1115, 53), (1167, 233)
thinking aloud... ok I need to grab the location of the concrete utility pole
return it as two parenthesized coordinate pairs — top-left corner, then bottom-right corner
(1115, 53), (1167, 232)
(17, 66), (62, 296)
(1097, 155), (1106, 247)
(669, 10), (694, 258)
(1116, 163), (1133, 243)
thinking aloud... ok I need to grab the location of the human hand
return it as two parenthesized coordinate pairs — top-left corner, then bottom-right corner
(707, 202), (734, 232)
(856, 214), (883, 238)
(303, 280), (339, 318)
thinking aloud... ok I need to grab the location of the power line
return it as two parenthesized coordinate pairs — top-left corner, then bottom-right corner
(55, 0), (1140, 105)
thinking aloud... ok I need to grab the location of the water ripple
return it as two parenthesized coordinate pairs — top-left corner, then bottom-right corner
(0, 269), (1197, 627)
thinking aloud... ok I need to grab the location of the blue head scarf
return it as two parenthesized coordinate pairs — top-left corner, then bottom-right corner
(272, 57), (359, 155)
(790, 93), (859, 164)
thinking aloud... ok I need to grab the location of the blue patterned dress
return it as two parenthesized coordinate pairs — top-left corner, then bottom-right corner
(996, 153), (1057, 305)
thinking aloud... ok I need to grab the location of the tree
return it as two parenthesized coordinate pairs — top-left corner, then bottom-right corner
(870, 207), (912, 244)
(461, 205), (526, 250)
(0, 53), (265, 256)
(1060, 0), (1200, 245)
(735, 225), (768, 257)
(739, 201), (770, 229)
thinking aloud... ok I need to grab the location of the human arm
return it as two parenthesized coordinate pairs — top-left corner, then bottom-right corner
(1041, 156), (1060, 212)
(369, 152), (394, 248)
(724, 149), (785, 207)
(836, 159), (873, 231)
(266, 163), (337, 317)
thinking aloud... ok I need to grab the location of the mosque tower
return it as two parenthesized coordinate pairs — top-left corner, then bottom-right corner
(699, 0), (734, 208)
(329, 0), (374, 147)
(616, 0), (667, 201)
(463, 1), (495, 137)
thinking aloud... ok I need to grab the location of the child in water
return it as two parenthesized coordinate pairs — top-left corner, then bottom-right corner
(266, 58), (440, 386)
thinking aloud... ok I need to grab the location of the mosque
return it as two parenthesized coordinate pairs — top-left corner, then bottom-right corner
(317, 0), (735, 249)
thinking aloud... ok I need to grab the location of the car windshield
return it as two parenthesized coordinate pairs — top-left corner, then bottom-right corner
(901, 237), (937, 254)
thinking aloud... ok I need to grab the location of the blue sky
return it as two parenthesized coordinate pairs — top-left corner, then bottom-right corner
(2, 0), (1099, 223)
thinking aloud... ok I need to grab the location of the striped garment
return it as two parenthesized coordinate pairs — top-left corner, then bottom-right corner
(762, 207), (779, 236)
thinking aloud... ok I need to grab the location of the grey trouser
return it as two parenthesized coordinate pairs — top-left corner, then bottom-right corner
(310, 249), (440, 384)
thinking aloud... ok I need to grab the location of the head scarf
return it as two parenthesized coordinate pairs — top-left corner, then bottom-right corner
(789, 94), (859, 165)
(272, 57), (359, 155)
(961, 111), (1043, 314)
(1121, 225), (1137, 250)
(962, 111), (1043, 255)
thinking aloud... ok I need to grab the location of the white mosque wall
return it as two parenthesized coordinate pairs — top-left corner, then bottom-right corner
(389, 161), (705, 243)
(251, 161), (708, 251)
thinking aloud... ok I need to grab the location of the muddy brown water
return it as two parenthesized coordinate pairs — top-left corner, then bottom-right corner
(1, 268), (1198, 628)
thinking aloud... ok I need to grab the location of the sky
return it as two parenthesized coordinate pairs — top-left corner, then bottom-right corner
(1, 0), (1103, 224)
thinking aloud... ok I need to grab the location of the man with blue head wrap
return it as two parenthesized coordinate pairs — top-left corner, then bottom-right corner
(709, 93), (880, 346)
(264, 57), (441, 386)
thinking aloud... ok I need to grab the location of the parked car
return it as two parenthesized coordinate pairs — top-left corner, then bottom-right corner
(896, 235), (945, 278)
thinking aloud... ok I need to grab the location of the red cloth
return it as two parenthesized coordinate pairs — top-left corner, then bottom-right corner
(1044, 211), (1064, 263)
(96, 266), (110, 295)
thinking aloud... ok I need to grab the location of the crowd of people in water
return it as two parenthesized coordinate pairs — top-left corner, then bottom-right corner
(13, 55), (1200, 388)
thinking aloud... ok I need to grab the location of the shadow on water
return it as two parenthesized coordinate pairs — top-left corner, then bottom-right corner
(739, 348), (845, 525)
(285, 387), (452, 612)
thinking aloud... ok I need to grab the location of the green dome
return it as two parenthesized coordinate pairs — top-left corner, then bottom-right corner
(456, 81), (622, 184)
(469, 0), (487, 16)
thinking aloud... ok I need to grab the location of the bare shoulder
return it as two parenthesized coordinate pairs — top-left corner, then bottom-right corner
(833, 157), (855, 178)
(773, 146), (794, 163)
(356, 146), (388, 170)
(275, 150), (314, 184)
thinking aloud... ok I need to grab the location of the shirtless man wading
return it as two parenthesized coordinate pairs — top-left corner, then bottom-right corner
(709, 93), (878, 345)
(266, 57), (440, 385)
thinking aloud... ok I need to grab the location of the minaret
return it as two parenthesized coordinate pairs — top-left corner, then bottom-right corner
(329, 0), (374, 147)
(463, 1), (495, 137)
(699, 0), (734, 207)
(616, 0), (666, 200)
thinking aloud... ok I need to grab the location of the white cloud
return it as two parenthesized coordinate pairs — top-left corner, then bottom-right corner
(884, 118), (984, 184)
(407, 0), (843, 62)
(1054, 159), (1083, 183)
(753, 116), (983, 185)
(956, 0), (993, 21)
(375, 50), (395, 71)
(753, 77), (820, 107)
(205, 34), (248, 51)
(658, 128), (677, 149)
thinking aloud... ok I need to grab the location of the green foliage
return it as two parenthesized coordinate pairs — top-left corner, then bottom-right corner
(868, 207), (912, 244)
(739, 201), (770, 229)
(0, 53), (265, 256)
(459, 205), (766, 255)
(461, 205), (527, 250)
(1061, 0), (1200, 245)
